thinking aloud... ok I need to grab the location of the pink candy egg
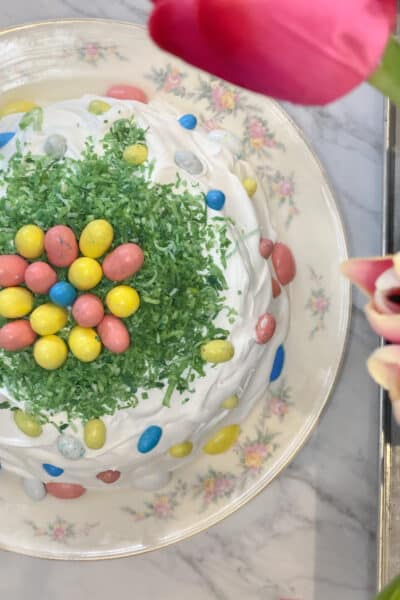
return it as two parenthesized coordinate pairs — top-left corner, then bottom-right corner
(72, 294), (104, 327)
(103, 243), (144, 282)
(0, 320), (37, 351)
(272, 278), (281, 298)
(25, 261), (57, 294)
(45, 225), (79, 268)
(255, 313), (276, 344)
(45, 482), (86, 499)
(259, 238), (274, 260)
(106, 84), (148, 103)
(0, 255), (28, 287)
(96, 469), (121, 484)
(272, 243), (296, 286)
(97, 315), (130, 354)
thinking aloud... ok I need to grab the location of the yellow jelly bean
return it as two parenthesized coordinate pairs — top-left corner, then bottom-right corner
(79, 219), (114, 258)
(84, 418), (106, 449)
(106, 285), (140, 318)
(221, 395), (239, 409)
(242, 178), (258, 198)
(203, 425), (240, 455)
(169, 441), (193, 458)
(200, 340), (234, 363)
(30, 303), (68, 336)
(33, 335), (68, 370)
(88, 99), (111, 115)
(68, 326), (102, 362)
(15, 224), (44, 259)
(68, 257), (102, 290)
(0, 287), (33, 318)
(14, 409), (42, 438)
(123, 144), (148, 165)
(0, 100), (37, 118)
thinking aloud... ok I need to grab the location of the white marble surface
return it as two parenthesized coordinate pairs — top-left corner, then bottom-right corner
(0, 2), (384, 599)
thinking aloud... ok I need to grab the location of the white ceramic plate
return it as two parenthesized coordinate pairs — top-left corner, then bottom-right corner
(0, 20), (350, 559)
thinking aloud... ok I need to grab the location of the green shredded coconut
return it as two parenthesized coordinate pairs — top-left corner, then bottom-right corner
(0, 118), (233, 422)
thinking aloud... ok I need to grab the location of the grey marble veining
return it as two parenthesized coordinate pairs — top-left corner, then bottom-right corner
(0, 2), (383, 599)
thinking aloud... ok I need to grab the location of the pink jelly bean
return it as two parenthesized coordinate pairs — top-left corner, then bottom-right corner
(0, 255), (28, 287)
(106, 84), (148, 103)
(272, 278), (281, 298)
(25, 261), (57, 294)
(45, 225), (79, 268)
(45, 482), (86, 499)
(272, 242), (296, 285)
(96, 469), (121, 484)
(259, 238), (274, 260)
(255, 313), (276, 344)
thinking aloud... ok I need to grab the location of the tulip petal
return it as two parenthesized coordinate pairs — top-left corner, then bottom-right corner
(365, 301), (400, 342)
(341, 257), (393, 296)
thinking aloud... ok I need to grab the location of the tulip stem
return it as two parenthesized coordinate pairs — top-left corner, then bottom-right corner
(369, 36), (400, 105)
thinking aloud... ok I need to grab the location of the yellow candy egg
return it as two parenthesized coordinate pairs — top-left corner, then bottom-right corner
(203, 425), (240, 455)
(33, 335), (68, 370)
(15, 224), (44, 259)
(242, 178), (258, 197)
(30, 303), (68, 336)
(106, 285), (140, 318)
(0, 287), (33, 318)
(169, 441), (193, 458)
(68, 326), (102, 362)
(200, 340), (235, 363)
(79, 219), (114, 258)
(123, 144), (148, 165)
(84, 418), (106, 449)
(0, 100), (37, 118)
(221, 395), (239, 409)
(68, 257), (102, 290)
(14, 409), (42, 438)
(88, 100), (111, 115)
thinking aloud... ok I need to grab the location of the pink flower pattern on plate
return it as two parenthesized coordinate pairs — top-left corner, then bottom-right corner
(25, 516), (98, 544)
(305, 267), (331, 338)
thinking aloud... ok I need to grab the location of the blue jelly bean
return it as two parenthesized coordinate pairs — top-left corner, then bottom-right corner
(137, 425), (162, 454)
(49, 281), (77, 307)
(0, 132), (15, 148)
(270, 345), (285, 382)
(206, 190), (226, 211)
(178, 114), (197, 130)
(42, 463), (64, 477)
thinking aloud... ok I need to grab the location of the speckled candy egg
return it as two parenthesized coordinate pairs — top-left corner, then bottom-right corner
(72, 294), (104, 327)
(102, 243), (144, 282)
(0, 255), (28, 287)
(174, 150), (204, 175)
(57, 434), (86, 460)
(22, 478), (47, 501)
(97, 315), (130, 353)
(0, 320), (37, 351)
(45, 225), (79, 267)
(44, 134), (67, 159)
(24, 261), (57, 294)
(255, 313), (276, 344)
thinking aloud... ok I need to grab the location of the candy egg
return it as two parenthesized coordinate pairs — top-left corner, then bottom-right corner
(169, 441), (193, 458)
(15, 224), (44, 259)
(79, 219), (114, 258)
(271, 243), (296, 286)
(200, 340), (234, 363)
(68, 257), (102, 291)
(133, 471), (171, 491)
(178, 114), (197, 130)
(259, 238), (274, 260)
(96, 470), (121, 484)
(203, 425), (240, 455)
(106, 285), (140, 318)
(0, 255), (28, 287)
(46, 482), (86, 499)
(72, 294), (104, 327)
(49, 282), (77, 307)
(206, 189), (226, 211)
(44, 134), (67, 159)
(102, 243), (144, 282)
(221, 395), (239, 409)
(57, 434), (86, 460)
(174, 150), (204, 176)
(88, 99), (111, 115)
(97, 315), (130, 353)
(242, 178), (258, 197)
(84, 418), (106, 449)
(45, 225), (78, 267)
(255, 313), (276, 344)
(207, 129), (242, 157)
(33, 335), (68, 370)
(106, 84), (148, 103)
(14, 409), (42, 437)
(0, 100), (37, 118)
(270, 345), (285, 382)
(0, 287), (33, 318)
(0, 132), (16, 148)
(30, 303), (68, 336)
(123, 144), (148, 165)
(22, 478), (47, 501)
(68, 326), (102, 362)
(137, 425), (162, 453)
(272, 278), (281, 298)
(24, 261), (57, 294)
(42, 463), (64, 477)
(0, 320), (37, 351)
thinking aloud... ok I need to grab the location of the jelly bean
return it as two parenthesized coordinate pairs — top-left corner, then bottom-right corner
(137, 425), (162, 453)
(255, 313), (276, 344)
(206, 189), (226, 211)
(25, 261), (57, 294)
(272, 278), (281, 298)
(174, 150), (204, 175)
(68, 257), (102, 291)
(72, 294), (104, 327)
(123, 144), (148, 165)
(68, 326), (102, 362)
(79, 219), (114, 258)
(44, 133), (67, 159)
(97, 315), (130, 353)
(106, 84), (148, 103)
(88, 99), (111, 115)
(33, 335), (68, 370)
(200, 340), (234, 363)
(49, 282), (77, 307)
(272, 243), (296, 285)
(0, 255), (28, 287)
(45, 225), (78, 268)
(0, 287), (33, 318)
(102, 243), (144, 282)
(15, 224), (44, 259)
(0, 320), (37, 351)
(242, 178), (258, 197)
(14, 409), (42, 437)
(0, 100), (37, 118)
(221, 394), (239, 409)
(57, 434), (86, 460)
(106, 285), (140, 318)
(259, 238), (274, 259)
(178, 114), (197, 130)
(0, 132), (15, 148)
(30, 303), (68, 336)
(270, 345), (285, 382)
(169, 441), (193, 458)
(46, 482), (86, 499)
(84, 418), (106, 449)
(203, 425), (240, 455)
(96, 470), (120, 484)
(207, 129), (242, 156)
(42, 463), (64, 477)
(133, 471), (171, 491)
(22, 477), (47, 501)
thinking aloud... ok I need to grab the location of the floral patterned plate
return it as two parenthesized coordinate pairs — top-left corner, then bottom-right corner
(0, 20), (349, 559)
